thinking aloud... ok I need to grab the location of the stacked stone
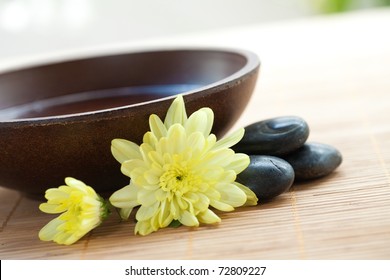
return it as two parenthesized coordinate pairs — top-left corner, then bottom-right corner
(232, 116), (342, 201)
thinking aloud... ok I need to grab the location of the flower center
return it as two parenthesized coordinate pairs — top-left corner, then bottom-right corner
(159, 164), (200, 196)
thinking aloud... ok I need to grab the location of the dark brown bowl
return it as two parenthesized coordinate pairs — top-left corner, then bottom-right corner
(0, 48), (259, 196)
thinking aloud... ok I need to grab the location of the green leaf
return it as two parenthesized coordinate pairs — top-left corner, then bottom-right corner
(169, 220), (182, 228)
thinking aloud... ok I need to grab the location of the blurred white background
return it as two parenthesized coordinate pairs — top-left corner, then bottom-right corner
(0, 0), (388, 62)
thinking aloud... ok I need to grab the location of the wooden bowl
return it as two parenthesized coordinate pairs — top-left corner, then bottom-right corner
(0, 49), (260, 196)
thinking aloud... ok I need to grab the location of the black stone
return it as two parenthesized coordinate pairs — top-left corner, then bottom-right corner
(232, 116), (310, 156)
(282, 142), (342, 180)
(237, 155), (295, 201)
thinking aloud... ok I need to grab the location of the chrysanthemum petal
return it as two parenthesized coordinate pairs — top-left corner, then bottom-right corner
(39, 217), (64, 241)
(184, 192), (199, 203)
(157, 137), (173, 155)
(179, 210), (199, 227)
(121, 159), (147, 177)
(119, 207), (134, 220)
(210, 199), (235, 212)
(215, 183), (247, 207)
(195, 193), (211, 212)
(150, 213), (161, 231)
(135, 220), (154, 236)
(203, 148), (235, 168)
(138, 189), (158, 207)
(109, 184), (139, 210)
(143, 131), (158, 148)
(149, 114), (167, 139)
(65, 177), (88, 191)
(185, 110), (209, 136)
(44, 188), (69, 202)
(140, 143), (155, 164)
(111, 139), (142, 164)
(167, 124), (187, 154)
(164, 95), (187, 127)
(61, 234), (82, 246)
(148, 151), (164, 167)
(197, 209), (221, 224)
(170, 199), (180, 219)
(82, 195), (102, 207)
(155, 188), (168, 201)
(39, 203), (66, 214)
(213, 128), (245, 151)
(198, 166), (224, 181)
(175, 196), (188, 210)
(158, 200), (173, 228)
(224, 153), (250, 174)
(130, 167), (151, 187)
(144, 167), (162, 185)
(45, 186), (71, 200)
(187, 132), (206, 153)
(218, 170), (237, 183)
(200, 108), (214, 136)
(233, 182), (258, 206)
(204, 188), (221, 200)
(206, 134), (217, 148)
(136, 201), (160, 221)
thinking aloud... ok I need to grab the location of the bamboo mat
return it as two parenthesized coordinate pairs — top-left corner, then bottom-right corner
(1, 8), (390, 260)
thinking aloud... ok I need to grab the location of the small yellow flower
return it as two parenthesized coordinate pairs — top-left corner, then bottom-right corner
(39, 177), (109, 245)
(110, 95), (257, 235)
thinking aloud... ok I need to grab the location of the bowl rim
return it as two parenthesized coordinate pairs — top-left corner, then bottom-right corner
(0, 47), (260, 125)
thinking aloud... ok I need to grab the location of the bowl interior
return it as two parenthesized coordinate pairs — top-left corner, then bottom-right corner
(0, 50), (248, 120)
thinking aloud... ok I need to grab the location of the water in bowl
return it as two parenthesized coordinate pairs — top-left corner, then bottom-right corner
(0, 84), (202, 120)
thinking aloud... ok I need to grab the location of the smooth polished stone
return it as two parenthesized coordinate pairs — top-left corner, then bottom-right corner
(232, 116), (310, 156)
(282, 142), (342, 180)
(237, 155), (295, 201)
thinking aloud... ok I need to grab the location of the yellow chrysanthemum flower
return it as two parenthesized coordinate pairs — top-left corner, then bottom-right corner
(110, 95), (257, 235)
(39, 177), (109, 245)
